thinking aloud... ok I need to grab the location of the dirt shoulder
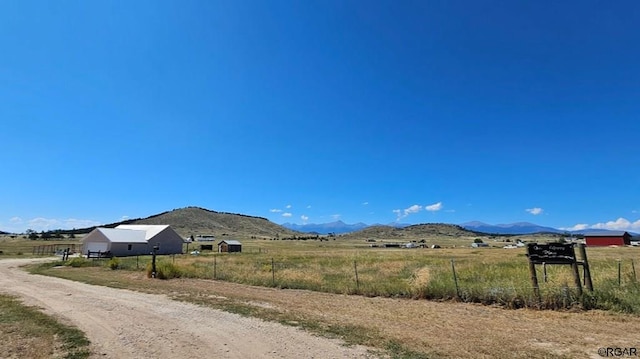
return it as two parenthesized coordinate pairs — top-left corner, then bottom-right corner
(0, 258), (374, 359)
(166, 277), (640, 359)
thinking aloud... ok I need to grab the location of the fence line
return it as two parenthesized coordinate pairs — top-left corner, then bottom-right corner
(96, 252), (640, 311)
(32, 243), (78, 256)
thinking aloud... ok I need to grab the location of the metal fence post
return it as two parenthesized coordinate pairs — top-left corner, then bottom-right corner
(451, 259), (460, 298)
(271, 258), (275, 286)
(354, 260), (360, 292)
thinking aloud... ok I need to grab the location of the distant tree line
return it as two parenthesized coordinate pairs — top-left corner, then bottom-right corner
(24, 229), (76, 240)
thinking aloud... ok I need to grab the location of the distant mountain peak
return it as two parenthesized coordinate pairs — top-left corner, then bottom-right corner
(281, 221), (369, 234)
(461, 221), (562, 235)
(498, 222), (537, 227)
(460, 221), (490, 227)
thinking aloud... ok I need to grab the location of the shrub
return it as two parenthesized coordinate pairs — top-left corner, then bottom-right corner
(146, 261), (182, 279)
(107, 258), (120, 270)
(66, 257), (92, 268)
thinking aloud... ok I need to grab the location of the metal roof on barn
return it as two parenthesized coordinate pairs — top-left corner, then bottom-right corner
(116, 225), (170, 240)
(583, 231), (630, 237)
(219, 240), (242, 245)
(96, 228), (147, 243)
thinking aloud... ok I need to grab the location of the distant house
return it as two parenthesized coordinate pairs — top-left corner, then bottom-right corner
(218, 240), (242, 253)
(81, 225), (184, 257)
(195, 235), (215, 241)
(471, 242), (489, 248)
(584, 231), (631, 246)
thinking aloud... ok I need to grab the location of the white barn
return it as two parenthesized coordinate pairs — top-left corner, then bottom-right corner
(81, 225), (184, 257)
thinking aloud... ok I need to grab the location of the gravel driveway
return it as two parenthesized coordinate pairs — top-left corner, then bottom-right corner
(0, 258), (374, 359)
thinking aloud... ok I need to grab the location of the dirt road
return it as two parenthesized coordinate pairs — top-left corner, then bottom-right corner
(0, 258), (374, 359)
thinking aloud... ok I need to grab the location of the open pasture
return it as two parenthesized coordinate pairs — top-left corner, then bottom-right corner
(4, 234), (639, 313)
(0, 236), (80, 257)
(50, 236), (640, 314)
(23, 237), (640, 359)
(12, 239), (640, 358)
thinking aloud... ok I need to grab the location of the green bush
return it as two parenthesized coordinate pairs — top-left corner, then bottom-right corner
(107, 257), (120, 270)
(66, 257), (92, 268)
(146, 261), (182, 279)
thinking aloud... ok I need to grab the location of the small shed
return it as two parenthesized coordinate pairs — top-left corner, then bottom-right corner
(584, 231), (631, 246)
(218, 240), (242, 253)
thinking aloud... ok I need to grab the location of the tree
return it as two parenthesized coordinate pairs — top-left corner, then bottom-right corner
(26, 229), (38, 240)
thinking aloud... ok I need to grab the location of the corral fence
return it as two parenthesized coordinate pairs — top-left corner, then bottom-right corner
(32, 243), (78, 256)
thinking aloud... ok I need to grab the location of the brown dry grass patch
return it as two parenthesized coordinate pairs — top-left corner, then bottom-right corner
(36, 265), (640, 359)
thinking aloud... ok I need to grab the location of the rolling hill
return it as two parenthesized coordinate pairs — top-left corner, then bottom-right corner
(340, 223), (485, 241)
(282, 220), (370, 234)
(73, 207), (299, 239)
(51, 207), (628, 241)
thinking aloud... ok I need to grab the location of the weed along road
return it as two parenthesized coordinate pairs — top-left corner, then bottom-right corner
(0, 258), (373, 359)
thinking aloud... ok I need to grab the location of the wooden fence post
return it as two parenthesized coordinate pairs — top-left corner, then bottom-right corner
(525, 245), (540, 302)
(571, 261), (583, 297)
(578, 244), (593, 291)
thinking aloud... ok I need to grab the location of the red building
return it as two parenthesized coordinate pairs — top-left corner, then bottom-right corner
(584, 231), (631, 246)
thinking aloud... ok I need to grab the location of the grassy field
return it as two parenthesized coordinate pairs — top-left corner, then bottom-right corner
(16, 236), (640, 314)
(0, 236), (80, 257)
(25, 248), (640, 359)
(3, 235), (640, 314)
(5, 235), (638, 358)
(0, 294), (91, 359)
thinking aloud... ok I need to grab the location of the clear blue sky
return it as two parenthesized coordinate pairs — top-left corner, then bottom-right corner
(1, 1), (639, 233)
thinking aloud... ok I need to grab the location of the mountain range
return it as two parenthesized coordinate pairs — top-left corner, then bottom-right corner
(459, 221), (563, 235)
(284, 220), (561, 235)
(283, 220), (635, 236)
(281, 220), (409, 234)
(4, 206), (634, 237)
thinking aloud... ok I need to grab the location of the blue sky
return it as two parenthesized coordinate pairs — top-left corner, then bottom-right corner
(1, 1), (639, 233)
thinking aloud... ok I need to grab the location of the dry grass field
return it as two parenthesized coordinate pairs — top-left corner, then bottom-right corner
(8, 234), (636, 358)
(29, 258), (640, 359)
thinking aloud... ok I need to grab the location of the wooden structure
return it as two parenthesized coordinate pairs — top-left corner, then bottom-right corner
(32, 243), (78, 256)
(218, 240), (242, 253)
(87, 250), (112, 258)
(584, 231), (631, 246)
(526, 243), (593, 299)
(81, 225), (184, 257)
